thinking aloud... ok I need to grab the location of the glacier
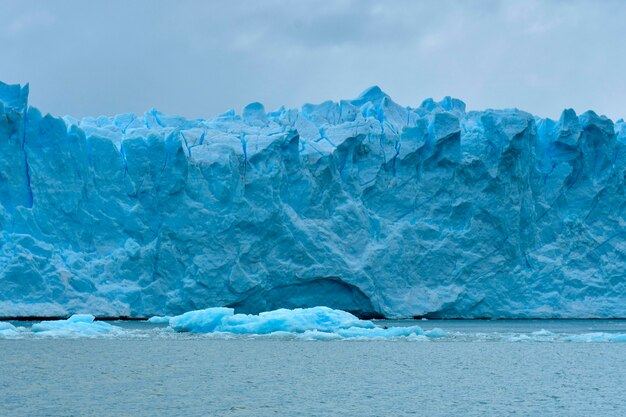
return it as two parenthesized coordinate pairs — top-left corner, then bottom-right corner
(0, 81), (624, 319)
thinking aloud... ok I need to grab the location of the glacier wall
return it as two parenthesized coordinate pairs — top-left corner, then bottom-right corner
(0, 81), (624, 318)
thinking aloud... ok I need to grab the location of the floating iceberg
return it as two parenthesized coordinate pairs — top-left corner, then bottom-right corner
(0, 321), (19, 337)
(0, 322), (17, 331)
(162, 306), (433, 340)
(147, 315), (171, 324)
(0, 81), (625, 319)
(167, 306), (373, 334)
(30, 314), (123, 337)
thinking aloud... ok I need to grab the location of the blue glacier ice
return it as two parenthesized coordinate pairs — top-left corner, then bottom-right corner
(162, 306), (433, 340)
(168, 306), (372, 334)
(30, 314), (123, 337)
(0, 81), (624, 319)
(0, 321), (19, 337)
(147, 315), (172, 324)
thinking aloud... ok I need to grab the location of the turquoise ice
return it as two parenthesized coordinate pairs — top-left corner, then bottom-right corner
(30, 314), (123, 337)
(0, 81), (624, 319)
(163, 306), (434, 339)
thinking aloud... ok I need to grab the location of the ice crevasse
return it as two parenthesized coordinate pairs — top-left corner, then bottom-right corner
(0, 81), (624, 319)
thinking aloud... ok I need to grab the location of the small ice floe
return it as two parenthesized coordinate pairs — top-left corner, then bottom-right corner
(424, 328), (448, 338)
(31, 314), (124, 337)
(507, 329), (558, 342)
(165, 306), (444, 341)
(531, 329), (555, 337)
(564, 332), (626, 343)
(487, 329), (626, 343)
(147, 316), (171, 324)
(0, 322), (20, 338)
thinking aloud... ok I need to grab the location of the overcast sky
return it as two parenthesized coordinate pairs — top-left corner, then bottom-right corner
(1, 0), (625, 121)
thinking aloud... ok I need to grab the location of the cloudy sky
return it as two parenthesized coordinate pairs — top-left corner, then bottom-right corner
(1, 0), (624, 120)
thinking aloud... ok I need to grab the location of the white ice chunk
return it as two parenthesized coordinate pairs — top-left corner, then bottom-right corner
(0, 321), (19, 337)
(31, 314), (123, 337)
(147, 316), (171, 324)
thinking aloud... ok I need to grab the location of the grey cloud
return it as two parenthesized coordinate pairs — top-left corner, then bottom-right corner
(0, 0), (624, 121)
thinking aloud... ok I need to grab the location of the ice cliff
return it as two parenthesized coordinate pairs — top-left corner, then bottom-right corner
(0, 81), (624, 319)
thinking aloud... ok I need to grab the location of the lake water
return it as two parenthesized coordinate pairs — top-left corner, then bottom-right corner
(1, 320), (625, 416)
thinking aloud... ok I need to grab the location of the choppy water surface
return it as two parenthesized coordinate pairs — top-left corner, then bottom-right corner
(1, 320), (625, 416)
